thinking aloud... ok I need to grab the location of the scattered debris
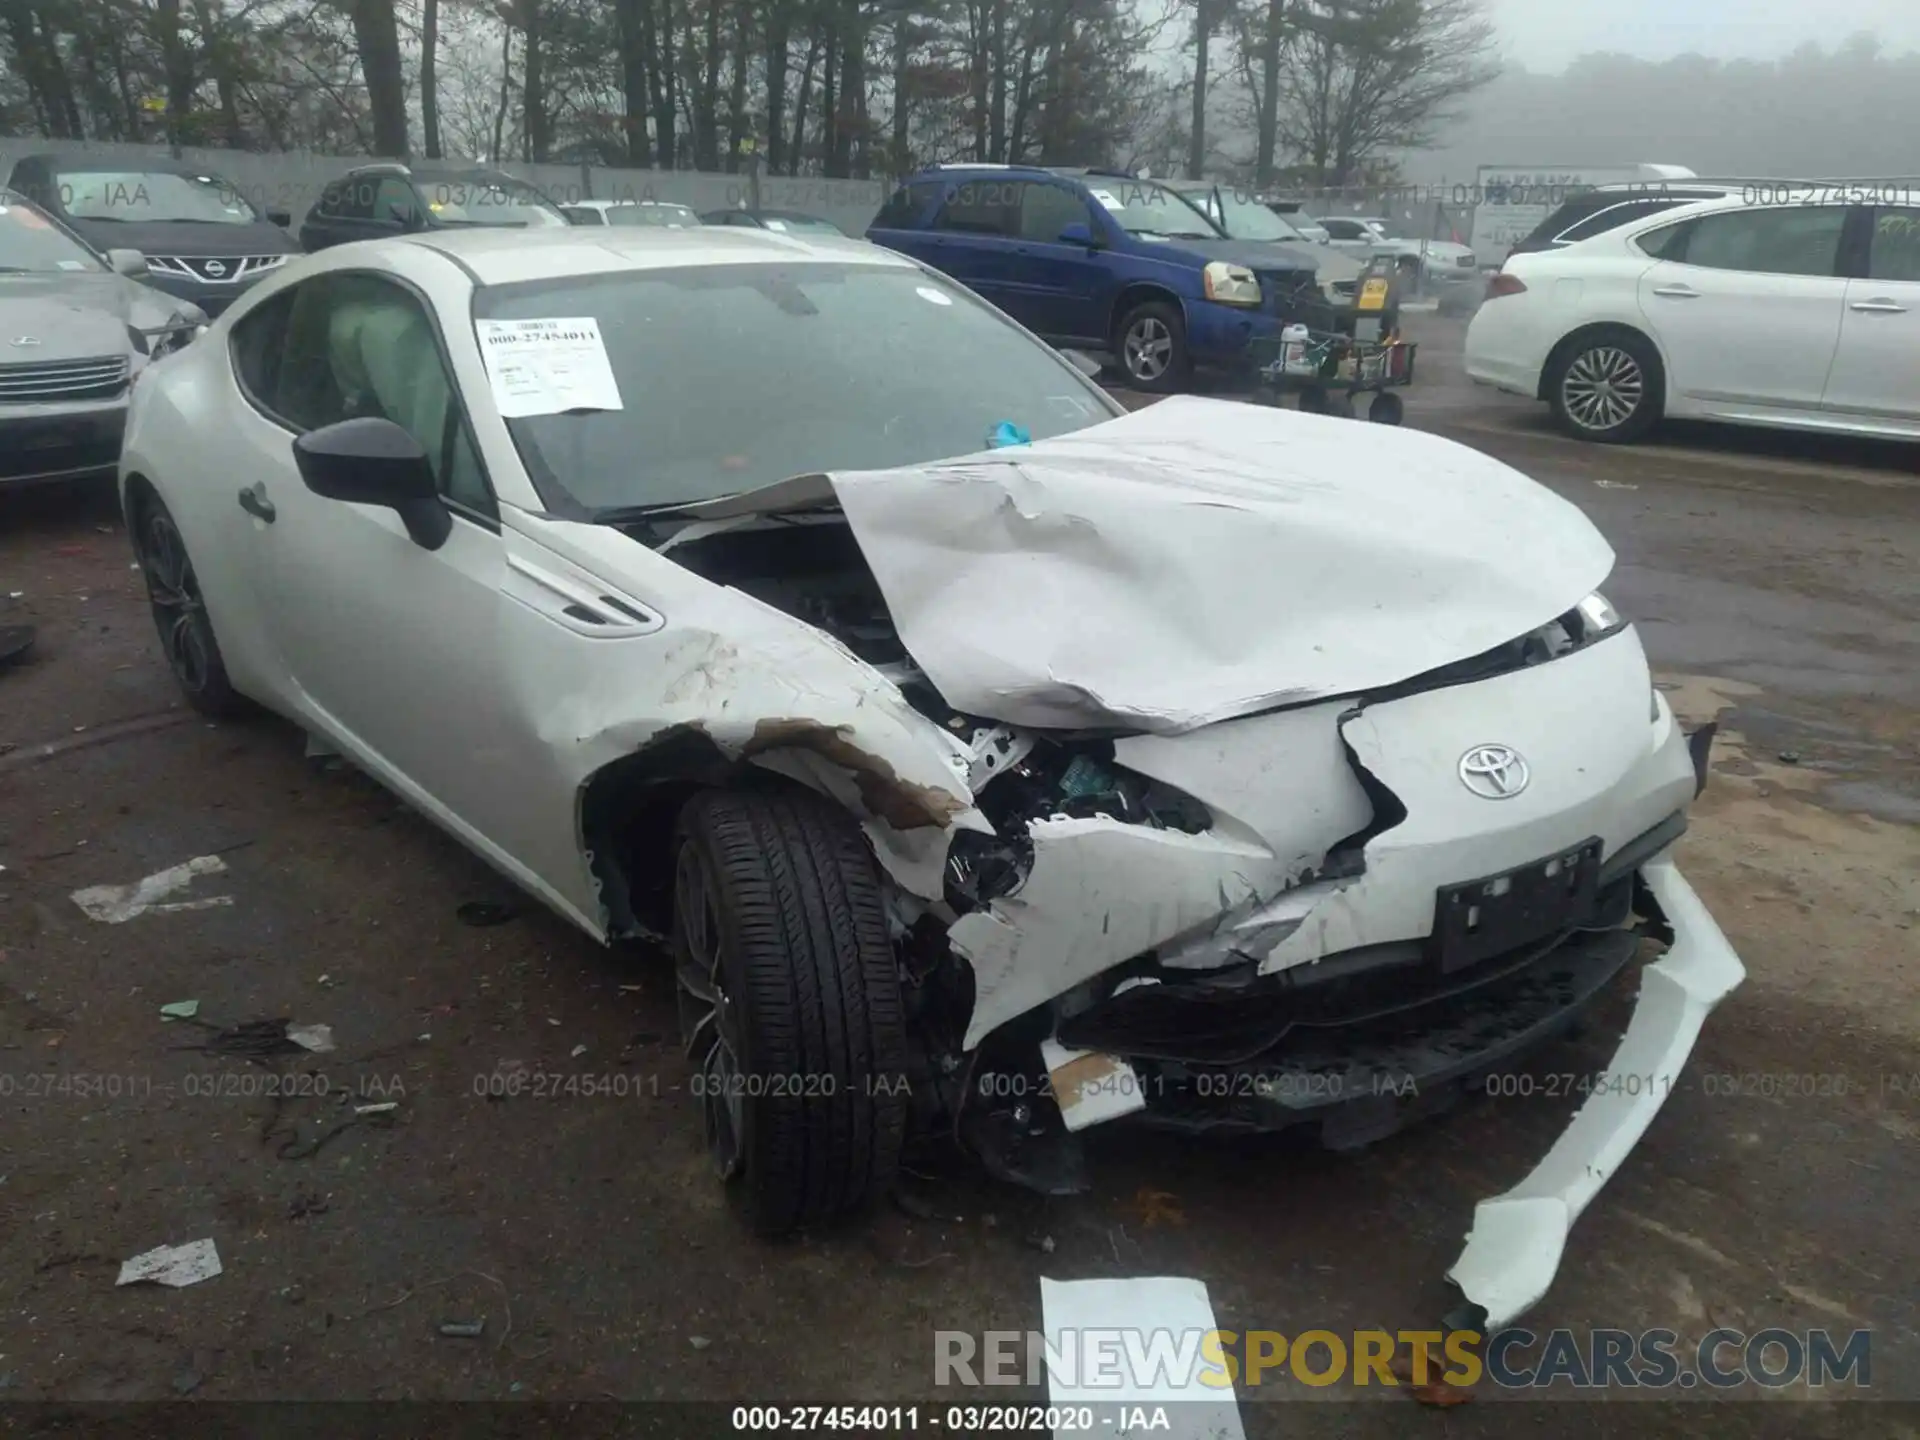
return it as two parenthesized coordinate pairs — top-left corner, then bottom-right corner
(171, 1368), (204, 1396)
(117, 1239), (222, 1288)
(1133, 1188), (1187, 1229)
(569, 1044), (588, 1058)
(439, 1320), (487, 1339)
(177, 1019), (305, 1060)
(688, 1335), (712, 1351)
(893, 1187), (964, 1225)
(617, 984), (645, 993)
(158, 999), (200, 1021)
(1778, 750), (1802, 765)
(0, 626), (34, 667)
(456, 901), (518, 927)
(1041, 1039), (1148, 1131)
(71, 854), (233, 923)
(280, 1285), (305, 1304)
(355, 1101), (398, 1116)
(1593, 479), (1639, 491)
(287, 1191), (330, 1221)
(1391, 1351), (1476, 1407)
(1025, 1233), (1057, 1254)
(286, 1023), (335, 1053)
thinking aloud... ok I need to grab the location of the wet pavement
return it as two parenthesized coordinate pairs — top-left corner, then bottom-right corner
(1, 325), (1916, 1432)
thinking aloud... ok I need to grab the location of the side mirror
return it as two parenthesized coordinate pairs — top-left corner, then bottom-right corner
(1057, 221), (1098, 248)
(266, 207), (292, 228)
(292, 417), (450, 550)
(106, 248), (149, 278)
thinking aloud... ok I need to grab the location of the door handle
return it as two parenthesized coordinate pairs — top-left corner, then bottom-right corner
(1850, 299), (1908, 313)
(1651, 284), (1701, 299)
(237, 482), (276, 523)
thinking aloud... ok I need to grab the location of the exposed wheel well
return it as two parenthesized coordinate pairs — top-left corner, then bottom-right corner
(1109, 284), (1183, 346)
(1538, 323), (1665, 404)
(578, 728), (738, 940)
(122, 471), (158, 530)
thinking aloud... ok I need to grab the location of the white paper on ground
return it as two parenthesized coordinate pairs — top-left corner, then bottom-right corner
(474, 317), (623, 418)
(1039, 1277), (1244, 1440)
(117, 1238), (222, 1288)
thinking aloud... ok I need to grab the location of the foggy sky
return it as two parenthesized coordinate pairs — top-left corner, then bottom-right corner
(1490, 0), (1920, 71)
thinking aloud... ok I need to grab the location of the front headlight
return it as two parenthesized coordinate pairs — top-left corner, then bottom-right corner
(1202, 261), (1262, 307)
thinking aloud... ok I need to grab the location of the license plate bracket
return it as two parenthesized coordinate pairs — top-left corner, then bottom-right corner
(1431, 838), (1604, 973)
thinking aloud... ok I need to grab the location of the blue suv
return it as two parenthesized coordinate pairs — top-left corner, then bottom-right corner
(867, 165), (1325, 392)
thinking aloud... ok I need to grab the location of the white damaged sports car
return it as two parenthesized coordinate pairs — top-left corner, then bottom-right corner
(120, 226), (1744, 1330)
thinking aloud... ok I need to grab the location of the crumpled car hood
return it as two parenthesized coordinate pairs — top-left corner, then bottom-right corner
(708, 396), (1614, 733)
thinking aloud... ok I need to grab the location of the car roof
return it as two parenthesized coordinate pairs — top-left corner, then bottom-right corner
(21, 153), (226, 178)
(569, 198), (693, 209)
(401, 225), (902, 286)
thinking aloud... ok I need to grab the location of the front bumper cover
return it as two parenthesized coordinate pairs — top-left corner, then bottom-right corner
(1445, 855), (1745, 1330)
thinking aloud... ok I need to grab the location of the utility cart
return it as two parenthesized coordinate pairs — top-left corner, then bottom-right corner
(1252, 259), (1418, 423)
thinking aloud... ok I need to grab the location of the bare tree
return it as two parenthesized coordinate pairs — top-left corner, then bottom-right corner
(1275, 0), (1497, 185)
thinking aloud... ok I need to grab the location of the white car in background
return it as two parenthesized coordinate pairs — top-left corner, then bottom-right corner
(559, 199), (703, 228)
(1467, 189), (1920, 443)
(1320, 215), (1479, 282)
(118, 225), (1742, 1331)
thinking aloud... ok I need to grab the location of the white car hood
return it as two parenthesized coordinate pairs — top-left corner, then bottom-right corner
(686, 396), (1615, 734)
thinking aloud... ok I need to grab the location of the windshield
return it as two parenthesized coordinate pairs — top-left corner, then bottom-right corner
(474, 263), (1117, 512)
(56, 169), (257, 225)
(0, 199), (103, 273)
(1361, 218), (1406, 240)
(608, 204), (701, 228)
(1195, 189), (1308, 243)
(1084, 180), (1221, 241)
(418, 177), (567, 229)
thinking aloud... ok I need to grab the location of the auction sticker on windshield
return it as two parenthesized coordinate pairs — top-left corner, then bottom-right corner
(474, 316), (624, 418)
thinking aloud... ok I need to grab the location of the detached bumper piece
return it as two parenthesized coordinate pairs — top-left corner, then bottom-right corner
(1446, 858), (1745, 1330)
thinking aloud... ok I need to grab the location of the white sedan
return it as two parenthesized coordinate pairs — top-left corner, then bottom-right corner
(121, 225), (1743, 1330)
(1466, 188), (1920, 443)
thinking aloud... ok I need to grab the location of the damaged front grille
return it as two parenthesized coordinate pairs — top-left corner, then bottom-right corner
(1056, 868), (1635, 1066)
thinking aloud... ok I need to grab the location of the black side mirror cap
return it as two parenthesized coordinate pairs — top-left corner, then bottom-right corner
(292, 417), (450, 550)
(266, 207), (292, 228)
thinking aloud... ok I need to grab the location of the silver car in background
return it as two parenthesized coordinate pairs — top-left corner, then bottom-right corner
(0, 190), (204, 487)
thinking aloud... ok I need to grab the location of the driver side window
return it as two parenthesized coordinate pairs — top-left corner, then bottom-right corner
(256, 274), (497, 520)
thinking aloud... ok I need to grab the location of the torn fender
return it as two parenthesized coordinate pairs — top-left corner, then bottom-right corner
(1446, 856), (1746, 1330)
(951, 816), (1275, 1050)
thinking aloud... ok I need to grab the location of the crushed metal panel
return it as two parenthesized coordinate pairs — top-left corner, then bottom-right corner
(952, 816), (1271, 1049)
(823, 395), (1614, 733)
(1445, 856), (1745, 1330)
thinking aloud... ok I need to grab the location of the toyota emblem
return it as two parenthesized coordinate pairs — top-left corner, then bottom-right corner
(203, 259), (228, 277)
(1458, 744), (1530, 800)
(9, 335), (41, 347)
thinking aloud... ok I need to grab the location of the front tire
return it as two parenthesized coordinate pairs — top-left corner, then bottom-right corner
(673, 787), (908, 1237)
(1548, 330), (1663, 444)
(132, 489), (246, 718)
(1116, 300), (1191, 393)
